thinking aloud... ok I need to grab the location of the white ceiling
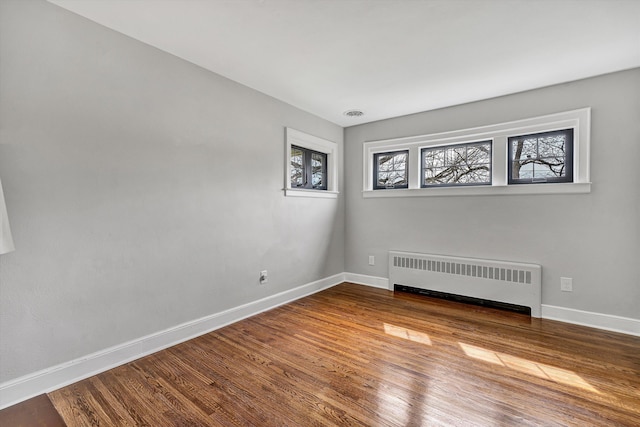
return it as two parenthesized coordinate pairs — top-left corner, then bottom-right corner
(48, 0), (640, 127)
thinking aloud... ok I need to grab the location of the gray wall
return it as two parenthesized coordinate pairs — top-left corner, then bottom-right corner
(345, 69), (640, 320)
(0, 0), (344, 382)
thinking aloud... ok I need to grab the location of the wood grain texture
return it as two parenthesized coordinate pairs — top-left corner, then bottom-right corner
(42, 283), (640, 426)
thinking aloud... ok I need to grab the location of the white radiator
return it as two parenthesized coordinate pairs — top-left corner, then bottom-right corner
(389, 251), (542, 317)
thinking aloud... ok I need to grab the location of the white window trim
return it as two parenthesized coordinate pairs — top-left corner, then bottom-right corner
(363, 108), (591, 198)
(285, 128), (338, 198)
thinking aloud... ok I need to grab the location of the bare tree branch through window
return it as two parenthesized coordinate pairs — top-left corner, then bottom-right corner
(509, 129), (573, 184)
(374, 151), (408, 189)
(291, 145), (327, 190)
(422, 141), (492, 186)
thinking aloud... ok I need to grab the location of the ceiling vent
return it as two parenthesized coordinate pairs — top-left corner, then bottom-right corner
(343, 110), (364, 117)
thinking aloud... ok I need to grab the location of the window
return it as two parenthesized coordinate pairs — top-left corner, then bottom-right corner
(362, 108), (590, 197)
(290, 145), (327, 190)
(508, 129), (573, 184)
(422, 141), (491, 187)
(374, 151), (408, 189)
(285, 128), (338, 198)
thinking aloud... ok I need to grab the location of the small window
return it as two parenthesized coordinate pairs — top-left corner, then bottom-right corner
(285, 128), (337, 198)
(374, 150), (408, 189)
(421, 141), (492, 187)
(290, 145), (327, 190)
(508, 129), (573, 184)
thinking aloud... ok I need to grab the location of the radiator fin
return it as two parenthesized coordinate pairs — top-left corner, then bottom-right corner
(393, 255), (532, 284)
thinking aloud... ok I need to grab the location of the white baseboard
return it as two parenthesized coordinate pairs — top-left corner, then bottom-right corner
(343, 272), (390, 289)
(350, 273), (640, 337)
(541, 304), (640, 337)
(0, 273), (345, 410)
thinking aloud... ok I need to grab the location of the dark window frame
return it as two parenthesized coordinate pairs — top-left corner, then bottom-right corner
(373, 150), (409, 190)
(508, 129), (574, 185)
(290, 145), (328, 190)
(420, 140), (493, 188)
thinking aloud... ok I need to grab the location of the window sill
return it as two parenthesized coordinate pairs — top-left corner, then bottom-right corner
(285, 188), (339, 199)
(362, 182), (591, 198)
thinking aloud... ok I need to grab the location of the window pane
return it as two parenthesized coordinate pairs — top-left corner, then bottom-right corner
(516, 161), (534, 179)
(374, 151), (408, 189)
(424, 150), (445, 167)
(377, 171), (389, 187)
(513, 138), (538, 160)
(467, 144), (491, 163)
(509, 129), (572, 184)
(378, 154), (394, 171)
(311, 152), (325, 188)
(388, 172), (404, 185)
(394, 154), (406, 170)
(538, 134), (566, 157)
(291, 147), (304, 187)
(422, 141), (491, 187)
(291, 145), (327, 190)
(424, 167), (449, 184)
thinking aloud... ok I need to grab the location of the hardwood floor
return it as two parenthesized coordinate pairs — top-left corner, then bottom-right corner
(7, 283), (640, 426)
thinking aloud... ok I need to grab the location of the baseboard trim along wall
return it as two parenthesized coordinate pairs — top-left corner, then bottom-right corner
(350, 274), (640, 337)
(2, 272), (638, 410)
(343, 272), (390, 289)
(541, 304), (640, 337)
(0, 273), (344, 410)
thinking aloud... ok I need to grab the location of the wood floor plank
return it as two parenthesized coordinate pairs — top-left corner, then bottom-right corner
(32, 283), (640, 425)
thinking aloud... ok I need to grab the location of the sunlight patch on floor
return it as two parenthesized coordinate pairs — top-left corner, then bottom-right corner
(458, 342), (599, 394)
(384, 323), (432, 346)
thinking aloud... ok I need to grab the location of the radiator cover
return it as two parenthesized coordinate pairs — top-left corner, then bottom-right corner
(389, 251), (542, 317)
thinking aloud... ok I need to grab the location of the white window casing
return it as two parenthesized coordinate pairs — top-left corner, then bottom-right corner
(285, 128), (339, 198)
(362, 108), (591, 198)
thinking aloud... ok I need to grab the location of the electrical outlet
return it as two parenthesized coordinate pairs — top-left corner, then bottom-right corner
(260, 270), (268, 285)
(368, 255), (375, 266)
(560, 277), (573, 292)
